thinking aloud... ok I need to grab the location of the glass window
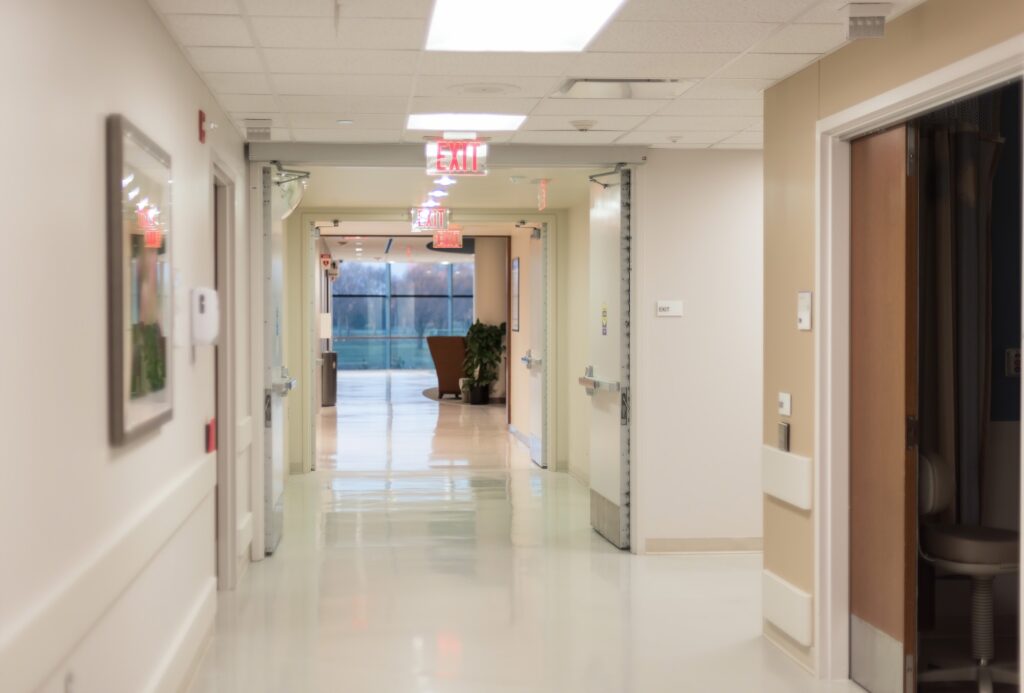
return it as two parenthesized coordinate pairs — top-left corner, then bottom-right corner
(330, 248), (476, 370)
(452, 263), (475, 295)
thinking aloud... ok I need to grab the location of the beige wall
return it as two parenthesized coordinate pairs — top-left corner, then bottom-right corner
(473, 237), (509, 398)
(559, 204), (592, 481)
(0, 0), (249, 689)
(763, 0), (1024, 667)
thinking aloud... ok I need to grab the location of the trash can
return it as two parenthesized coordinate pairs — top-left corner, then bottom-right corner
(321, 351), (337, 406)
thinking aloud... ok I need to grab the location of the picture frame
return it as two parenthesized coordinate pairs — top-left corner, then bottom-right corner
(511, 257), (520, 332)
(107, 115), (174, 445)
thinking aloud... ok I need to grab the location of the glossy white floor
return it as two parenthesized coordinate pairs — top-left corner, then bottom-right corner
(189, 370), (860, 693)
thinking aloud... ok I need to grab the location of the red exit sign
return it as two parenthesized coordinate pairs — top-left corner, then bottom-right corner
(426, 140), (488, 176)
(411, 206), (449, 232)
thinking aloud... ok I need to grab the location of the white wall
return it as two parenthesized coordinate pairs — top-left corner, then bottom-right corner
(632, 150), (764, 552)
(0, 0), (248, 690)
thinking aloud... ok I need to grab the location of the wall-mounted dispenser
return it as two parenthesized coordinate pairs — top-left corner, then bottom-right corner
(191, 287), (219, 345)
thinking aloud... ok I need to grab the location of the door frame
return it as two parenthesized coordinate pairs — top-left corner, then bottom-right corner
(814, 36), (1024, 680)
(212, 161), (240, 589)
(295, 208), (562, 475)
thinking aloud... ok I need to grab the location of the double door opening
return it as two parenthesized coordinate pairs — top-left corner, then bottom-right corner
(850, 80), (1023, 692)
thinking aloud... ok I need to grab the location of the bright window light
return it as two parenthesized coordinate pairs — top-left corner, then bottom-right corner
(408, 113), (525, 131)
(426, 0), (626, 52)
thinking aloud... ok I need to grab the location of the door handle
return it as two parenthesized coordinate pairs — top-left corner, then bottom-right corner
(521, 350), (543, 369)
(577, 365), (619, 396)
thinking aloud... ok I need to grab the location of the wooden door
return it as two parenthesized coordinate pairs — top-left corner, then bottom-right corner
(850, 124), (919, 693)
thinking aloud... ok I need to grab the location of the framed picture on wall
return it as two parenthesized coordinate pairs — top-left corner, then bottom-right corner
(107, 115), (174, 445)
(511, 257), (520, 332)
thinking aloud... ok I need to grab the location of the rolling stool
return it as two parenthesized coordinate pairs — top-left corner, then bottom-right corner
(918, 454), (1020, 692)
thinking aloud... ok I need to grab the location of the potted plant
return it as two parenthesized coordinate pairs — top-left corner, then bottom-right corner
(463, 320), (506, 405)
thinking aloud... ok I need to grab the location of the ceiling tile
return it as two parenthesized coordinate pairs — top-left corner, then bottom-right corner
(618, 0), (817, 22)
(716, 52), (819, 79)
(589, 21), (778, 53)
(246, 0), (432, 18)
(531, 98), (666, 116)
(523, 115), (646, 131)
(680, 78), (774, 99)
(219, 94), (280, 111)
(205, 72), (273, 94)
(335, 0), (434, 18)
(617, 130), (734, 145)
(151, 0), (238, 14)
(793, 0), (847, 23)
(419, 53), (575, 77)
(638, 115), (761, 131)
(291, 129), (405, 143)
(241, 0), (333, 16)
(272, 74), (413, 96)
(279, 95), (411, 113)
(288, 113), (406, 129)
(511, 130), (625, 145)
(187, 47), (263, 72)
(263, 49), (419, 74)
(660, 99), (763, 116)
(754, 23), (847, 53)
(414, 75), (562, 99)
(250, 17), (427, 49)
(270, 127), (292, 141)
(569, 52), (735, 79)
(164, 15), (252, 47)
(409, 96), (540, 115)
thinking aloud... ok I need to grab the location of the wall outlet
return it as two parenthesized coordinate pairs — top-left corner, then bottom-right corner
(778, 392), (792, 417)
(1006, 348), (1021, 378)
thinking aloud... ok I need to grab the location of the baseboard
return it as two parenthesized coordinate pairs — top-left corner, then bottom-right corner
(763, 620), (816, 674)
(644, 537), (763, 554)
(762, 569), (813, 647)
(508, 424), (530, 448)
(590, 489), (628, 549)
(0, 454), (216, 692)
(147, 577), (216, 693)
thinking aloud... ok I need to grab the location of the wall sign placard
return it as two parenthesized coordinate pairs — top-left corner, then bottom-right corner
(426, 140), (487, 176)
(411, 206), (450, 232)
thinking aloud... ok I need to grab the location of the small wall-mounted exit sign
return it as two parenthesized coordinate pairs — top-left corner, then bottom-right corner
(656, 300), (683, 317)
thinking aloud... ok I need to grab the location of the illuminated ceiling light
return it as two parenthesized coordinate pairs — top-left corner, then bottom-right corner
(336, 119), (354, 125)
(426, 0), (626, 52)
(428, 190), (448, 198)
(435, 175), (457, 186)
(407, 113), (525, 131)
(127, 187), (140, 201)
(121, 173), (135, 188)
(421, 199), (441, 208)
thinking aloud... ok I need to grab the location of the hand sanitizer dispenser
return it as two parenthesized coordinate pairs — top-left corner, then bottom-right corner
(191, 287), (219, 345)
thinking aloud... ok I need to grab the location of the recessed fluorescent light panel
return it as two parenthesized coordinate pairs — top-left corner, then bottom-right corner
(407, 113), (525, 131)
(426, 0), (626, 52)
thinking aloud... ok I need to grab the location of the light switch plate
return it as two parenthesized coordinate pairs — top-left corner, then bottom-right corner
(797, 291), (812, 331)
(656, 300), (683, 317)
(778, 392), (792, 417)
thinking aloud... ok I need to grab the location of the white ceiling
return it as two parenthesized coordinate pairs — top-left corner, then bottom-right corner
(324, 232), (496, 262)
(151, 0), (926, 150)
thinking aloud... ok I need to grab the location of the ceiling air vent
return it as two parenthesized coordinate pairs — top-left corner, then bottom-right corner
(244, 118), (272, 141)
(843, 3), (892, 39)
(556, 79), (693, 100)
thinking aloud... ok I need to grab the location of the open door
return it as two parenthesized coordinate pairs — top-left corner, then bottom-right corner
(261, 166), (300, 555)
(581, 170), (632, 550)
(850, 124), (919, 692)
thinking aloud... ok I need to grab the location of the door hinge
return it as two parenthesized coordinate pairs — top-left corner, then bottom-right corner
(906, 415), (919, 449)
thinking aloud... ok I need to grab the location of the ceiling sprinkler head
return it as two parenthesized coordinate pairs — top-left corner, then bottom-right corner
(570, 119), (598, 132)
